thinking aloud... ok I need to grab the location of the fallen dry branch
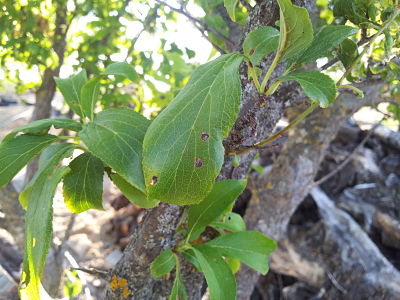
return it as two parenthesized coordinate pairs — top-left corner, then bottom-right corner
(309, 187), (400, 299)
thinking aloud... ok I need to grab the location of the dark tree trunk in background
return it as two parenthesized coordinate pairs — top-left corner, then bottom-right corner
(24, 1), (69, 185)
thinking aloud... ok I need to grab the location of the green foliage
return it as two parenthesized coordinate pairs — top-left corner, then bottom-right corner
(204, 231), (276, 274)
(277, 71), (337, 108)
(4, 119), (82, 142)
(191, 245), (237, 300)
(109, 172), (158, 208)
(142, 54), (243, 205)
(81, 77), (101, 121)
(150, 249), (176, 278)
(211, 212), (246, 233)
(63, 153), (104, 213)
(289, 25), (358, 67)
(224, 0), (240, 21)
(276, 0), (314, 61)
(55, 70), (88, 118)
(337, 38), (359, 69)
(243, 26), (280, 65)
(20, 166), (70, 300)
(0, 134), (58, 188)
(2, 1), (399, 299)
(79, 108), (150, 192)
(104, 62), (138, 82)
(20, 143), (75, 209)
(170, 273), (188, 300)
(187, 179), (247, 240)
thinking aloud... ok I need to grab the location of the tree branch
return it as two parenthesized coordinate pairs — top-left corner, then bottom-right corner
(155, 0), (236, 49)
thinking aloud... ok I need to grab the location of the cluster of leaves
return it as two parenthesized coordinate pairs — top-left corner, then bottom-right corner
(0, 0), (399, 299)
(151, 180), (276, 300)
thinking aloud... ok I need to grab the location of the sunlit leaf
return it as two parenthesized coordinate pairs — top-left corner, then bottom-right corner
(142, 53), (243, 205)
(79, 108), (150, 192)
(0, 134), (57, 188)
(276, 0), (313, 61)
(277, 71), (337, 107)
(63, 152), (104, 213)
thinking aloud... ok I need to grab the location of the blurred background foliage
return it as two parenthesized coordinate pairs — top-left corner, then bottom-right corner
(0, 0), (399, 122)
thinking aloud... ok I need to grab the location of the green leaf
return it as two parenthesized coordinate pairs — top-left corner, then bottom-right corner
(333, 0), (369, 25)
(20, 143), (75, 209)
(205, 231), (276, 274)
(384, 30), (393, 57)
(54, 70), (87, 118)
(224, 0), (239, 22)
(63, 153), (104, 213)
(79, 108), (150, 192)
(170, 274), (188, 300)
(277, 71), (337, 108)
(80, 77), (101, 121)
(337, 38), (358, 69)
(187, 179), (247, 239)
(290, 25), (358, 66)
(182, 249), (202, 272)
(243, 26), (280, 66)
(211, 212), (246, 232)
(142, 53), (243, 205)
(150, 249), (176, 278)
(276, 0), (313, 61)
(20, 166), (70, 299)
(0, 134), (58, 188)
(192, 245), (236, 300)
(226, 257), (241, 274)
(109, 173), (159, 208)
(3, 118), (82, 142)
(104, 62), (138, 82)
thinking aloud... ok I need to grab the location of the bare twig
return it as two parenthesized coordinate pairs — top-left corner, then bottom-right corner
(327, 271), (347, 294)
(125, 28), (145, 60)
(71, 267), (109, 280)
(155, 0), (235, 49)
(193, 23), (227, 54)
(312, 119), (384, 187)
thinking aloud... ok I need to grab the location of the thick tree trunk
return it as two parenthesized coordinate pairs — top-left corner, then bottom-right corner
(0, 183), (25, 250)
(235, 80), (384, 299)
(24, 2), (68, 185)
(105, 1), (317, 299)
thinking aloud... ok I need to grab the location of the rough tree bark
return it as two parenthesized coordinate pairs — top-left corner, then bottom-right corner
(235, 80), (385, 299)
(105, 1), (313, 299)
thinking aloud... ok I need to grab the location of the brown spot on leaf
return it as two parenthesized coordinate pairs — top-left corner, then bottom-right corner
(249, 49), (255, 55)
(201, 132), (209, 141)
(150, 176), (158, 186)
(194, 158), (203, 168)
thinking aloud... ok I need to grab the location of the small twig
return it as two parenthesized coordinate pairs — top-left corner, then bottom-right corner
(125, 28), (145, 61)
(228, 102), (319, 155)
(320, 37), (371, 71)
(71, 267), (109, 280)
(337, 9), (400, 85)
(327, 271), (347, 294)
(61, 214), (76, 246)
(155, 0), (235, 49)
(312, 120), (384, 187)
(193, 23), (227, 54)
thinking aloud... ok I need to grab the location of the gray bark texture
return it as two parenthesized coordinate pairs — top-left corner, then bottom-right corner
(105, 0), (309, 298)
(236, 80), (384, 299)
(105, 1), (393, 300)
